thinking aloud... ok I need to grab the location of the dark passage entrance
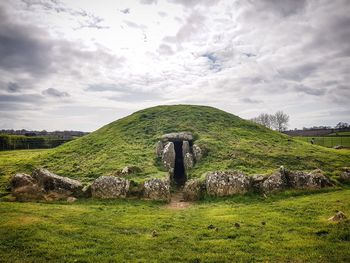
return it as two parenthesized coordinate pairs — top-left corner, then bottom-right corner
(173, 141), (186, 186)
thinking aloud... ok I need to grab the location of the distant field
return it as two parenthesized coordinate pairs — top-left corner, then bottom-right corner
(296, 136), (350, 148)
(329, 131), (350, 136)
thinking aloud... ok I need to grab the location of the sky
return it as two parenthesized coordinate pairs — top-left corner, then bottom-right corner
(0, 0), (349, 131)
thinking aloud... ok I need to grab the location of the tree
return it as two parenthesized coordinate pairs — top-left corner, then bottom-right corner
(250, 113), (274, 129)
(251, 111), (290, 132)
(335, 122), (349, 129)
(273, 111), (289, 132)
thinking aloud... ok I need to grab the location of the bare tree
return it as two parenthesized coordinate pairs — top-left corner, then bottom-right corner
(251, 111), (289, 132)
(251, 113), (274, 129)
(273, 111), (289, 132)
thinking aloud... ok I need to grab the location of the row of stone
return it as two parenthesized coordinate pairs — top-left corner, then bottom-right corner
(10, 169), (170, 202)
(10, 167), (335, 202)
(183, 167), (332, 201)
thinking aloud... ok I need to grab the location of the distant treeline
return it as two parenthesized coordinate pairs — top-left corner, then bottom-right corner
(0, 134), (76, 151)
(0, 129), (89, 139)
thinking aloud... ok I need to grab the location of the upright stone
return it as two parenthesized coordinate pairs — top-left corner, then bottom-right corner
(192, 144), (202, 163)
(182, 141), (191, 156)
(155, 141), (164, 157)
(162, 142), (175, 173)
(184, 153), (194, 170)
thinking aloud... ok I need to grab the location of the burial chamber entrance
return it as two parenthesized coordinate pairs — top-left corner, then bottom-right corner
(173, 141), (186, 186)
(159, 132), (195, 187)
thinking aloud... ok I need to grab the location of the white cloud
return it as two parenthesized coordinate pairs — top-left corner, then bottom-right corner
(0, 0), (349, 131)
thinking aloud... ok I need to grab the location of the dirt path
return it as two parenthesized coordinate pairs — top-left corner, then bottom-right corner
(166, 191), (192, 210)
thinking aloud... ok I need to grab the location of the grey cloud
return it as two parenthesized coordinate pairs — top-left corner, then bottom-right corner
(85, 84), (121, 92)
(251, 0), (307, 17)
(277, 62), (318, 82)
(120, 8), (130, 14)
(158, 11), (167, 17)
(7, 82), (21, 93)
(0, 6), (123, 79)
(123, 20), (147, 29)
(158, 44), (174, 55)
(0, 94), (44, 104)
(168, 0), (220, 7)
(140, 0), (158, 4)
(75, 14), (110, 30)
(293, 84), (326, 96)
(42, 88), (69, 98)
(241, 97), (263, 104)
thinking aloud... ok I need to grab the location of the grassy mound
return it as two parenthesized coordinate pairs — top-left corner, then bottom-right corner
(2, 105), (350, 185)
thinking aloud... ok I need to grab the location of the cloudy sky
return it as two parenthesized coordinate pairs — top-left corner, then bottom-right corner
(0, 0), (349, 131)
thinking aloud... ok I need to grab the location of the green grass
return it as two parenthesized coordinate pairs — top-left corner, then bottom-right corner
(1, 189), (350, 262)
(0, 105), (349, 192)
(329, 131), (350, 136)
(296, 136), (350, 148)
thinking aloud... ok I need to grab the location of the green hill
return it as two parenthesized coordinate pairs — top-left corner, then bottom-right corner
(29, 105), (348, 183)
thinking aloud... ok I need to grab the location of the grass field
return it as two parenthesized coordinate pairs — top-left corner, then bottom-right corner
(1, 189), (350, 262)
(296, 136), (350, 148)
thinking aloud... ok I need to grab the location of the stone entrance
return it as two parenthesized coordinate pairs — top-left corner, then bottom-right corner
(155, 132), (202, 187)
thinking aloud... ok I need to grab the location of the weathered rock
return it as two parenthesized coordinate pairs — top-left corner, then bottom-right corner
(339, 168), (350, 183)
(10, 173), (35, 189)
(143, 178), (170, 201)
(162, 142), (175, 173)
(192, 144), (203, 163)
(183, 179), (205, 201)
(328, 211), (347, 222)
(262, 172), (286, 193)
(10, 169), (84, 201)
(91, 176), (130, 199)
(286, 169), (331, 189)
(120, 166), (142, 176)
(12, 184), (46, 201)
(250, 174), (267, 192)
(32, 168), (83, 197)
(67, 197), (77, 203)
(205, 171), (251, 197)
(155, 140), (164, 157)
(182, 141), (191, 156)
(184, 153), (194, 171)
(161, 132), (193, 142)
(333, 145), (343, 149)
(82, 184), (92, 198)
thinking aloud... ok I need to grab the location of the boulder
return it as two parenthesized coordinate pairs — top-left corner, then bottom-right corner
(10, 169), (84, 201)
(328, 211), (347, 222)
(192, 144), (203, 163)
(333, 145), (343, 149)
(183, 179), (205, 201)
(205, 171), (251, 197)
(161, 132), (193, 142)
(250, 174), (267, 193)
(261, 172), (286, 193)
(91, 176), (130, 199)
(143, 178), (170, 202)
(120, 166), (141, 176)
(339, 168), (350, 183)
(10, 173), (35, 189)
(32, 168), (83, 197)
(184, 153), (194, 171)
(286, 169), (331, 189)
(155, 141), (164, 157)
(162, 142), (175, 173)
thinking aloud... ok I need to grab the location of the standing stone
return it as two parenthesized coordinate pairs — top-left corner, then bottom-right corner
(155, 141), (164, 157)
(143, 178), (170, 202)
(162, 142), (175, 173)
(182, 141), (191, 156)
(339, 168), (350, 183)
(184, 153), (194, 170)
(206, 171), (251, 197)
(192, 144), (202, 163)
(91, 176), (130, 199)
